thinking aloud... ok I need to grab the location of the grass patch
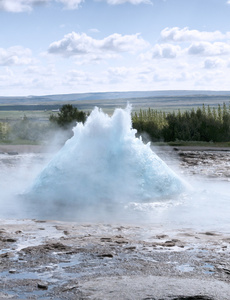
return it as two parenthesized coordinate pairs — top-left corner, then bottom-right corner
(0, 110), (55, 122)
(0, 139), (41, 145)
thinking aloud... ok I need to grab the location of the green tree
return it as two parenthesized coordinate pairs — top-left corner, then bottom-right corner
(49, 104), (87, 129)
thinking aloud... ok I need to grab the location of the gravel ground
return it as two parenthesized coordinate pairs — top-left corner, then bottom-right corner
(0, 146), (230, 299)
(0, 144), (230, 154)
(0, 220), (230, 299)
(0, 145), (59, 154)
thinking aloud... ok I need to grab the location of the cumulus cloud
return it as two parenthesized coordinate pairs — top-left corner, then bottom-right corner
(0, 0), (84, 12)
(0, 46), (33, 66)
(64, 69), (90, 86)
(151, 43), (181, 59)
(24, 64), (56, 77)
(0, 0), (150, 12)
(204, 58), (224, 69)
(107, 67), (132, 82)
(160, 27), (227, 43)
(0, 0), (51, 12)
(188, 41), (230, 56)
(48, 32), (148, 57)
(57, 0), (83, 9)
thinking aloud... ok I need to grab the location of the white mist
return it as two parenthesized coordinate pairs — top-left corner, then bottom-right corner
(26, 105), (186, 207)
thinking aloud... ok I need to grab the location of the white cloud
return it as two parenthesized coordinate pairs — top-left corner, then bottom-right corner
(0, 0), (51, 12)
(107, 66), (133, 82)
(188, 41), (230, 56)
(48, 33), (97, 56)
(151, 43), (181, 59)
(0, 0), (149, 12)
(102, 33), (149, 52)
(75, 53), (119, 64)
(0, 67), (14, 82)
(48, 32), (149, 58)
(64, 69), (90, 86)
(0, 0), (84, 12)
(107, 66), (131, 76)
(0, 46), (33, 66)
(57, 0), (83, 9)
(160, 27), (227, 43)
(24, 64), (56, 76)
(204, 58), (225, 69)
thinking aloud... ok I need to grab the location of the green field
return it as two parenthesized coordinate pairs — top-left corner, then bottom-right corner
(1, 94), (230, 147)
(1, 93), (230, 122)
(0, 110), (58, 123)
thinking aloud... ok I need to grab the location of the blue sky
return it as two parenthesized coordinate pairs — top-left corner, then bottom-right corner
(0, 0), (230, 96)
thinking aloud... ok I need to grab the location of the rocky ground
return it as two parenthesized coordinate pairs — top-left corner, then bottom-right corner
(1, 219), (230, 299)
(0, 146), (230, 299)
(155, 147), (230, 180)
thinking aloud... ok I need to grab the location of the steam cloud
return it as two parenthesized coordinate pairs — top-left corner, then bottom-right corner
(25, 105), (186, 208)
(1, 105), (230, 230)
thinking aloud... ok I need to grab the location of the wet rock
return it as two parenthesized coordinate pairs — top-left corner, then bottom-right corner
(156, 235), (168, 239)
(62, 284), (78, 292)
(0, 252), (15, 258)
(178, 152), (186, 156)
(45, 242), (70, 251)
(0, 237), (17, 243)
(7, 151), (18, 155)
(222, 268), (230, 275)
(170, 296), (214, 300)
(5, 238), (17, 243)
(125, 246), (136, 250)
(23, 242), (71, 254)
(115, 239), (128, 244)
(203, 232), (219, 236)
(100, 238), (112, 242)
(98, 253), (114, 258)
(37, 281), (48, 290)
(164, 241), (176, 247)
(116, 226), (125, 231)
(34, 220), (47, 223)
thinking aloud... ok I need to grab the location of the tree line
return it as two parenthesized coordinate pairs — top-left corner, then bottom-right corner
(1, 103), (230, 143)
(132, 103), (230, 142)
(0, 105), (87, 143)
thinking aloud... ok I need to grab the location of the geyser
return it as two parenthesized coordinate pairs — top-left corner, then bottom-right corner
(26, 105), (186, 205)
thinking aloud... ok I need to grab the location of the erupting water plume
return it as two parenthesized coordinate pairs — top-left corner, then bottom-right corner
(26, 105), (186, 207)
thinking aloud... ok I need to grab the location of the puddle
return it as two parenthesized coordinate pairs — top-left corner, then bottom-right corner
(176, 264), (194, 272)
(203, 263), (215, 274)
(0, 267), (60, 282)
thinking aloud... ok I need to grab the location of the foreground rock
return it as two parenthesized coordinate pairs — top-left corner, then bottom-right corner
(0, 219), (230, 299)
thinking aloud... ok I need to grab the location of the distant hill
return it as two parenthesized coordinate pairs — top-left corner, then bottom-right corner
(0, 90), (230, 114)
(1, 90), (230, 105)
